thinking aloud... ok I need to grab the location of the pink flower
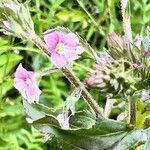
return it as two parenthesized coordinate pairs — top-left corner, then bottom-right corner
(44, 31), (84, 68)
(14, 64), (41, 103)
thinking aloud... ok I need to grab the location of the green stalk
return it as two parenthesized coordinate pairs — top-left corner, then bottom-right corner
(129, 96), (136, 125)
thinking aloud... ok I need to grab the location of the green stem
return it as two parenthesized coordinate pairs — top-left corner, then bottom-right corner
(38, 67), (58, 77)
(30, 33), (103, 117)
(76, 0), (104, 36)
(129, 96), (136, 125)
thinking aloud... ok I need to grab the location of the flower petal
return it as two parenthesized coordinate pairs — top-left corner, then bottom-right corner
(15, 64), (33, 79)
(14, 78), (28, 99)
(62, 49), (79, 61)
(62, 33), (79, 47)
(51, 53), (67, 68)
(25, 84), (41, 103)
(44, 31), (62, 52)
(14, 78), (28, 90)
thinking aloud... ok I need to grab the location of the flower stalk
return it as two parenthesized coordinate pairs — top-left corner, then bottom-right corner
(38, 67), (58, 77)
(129, 96), (136, 125)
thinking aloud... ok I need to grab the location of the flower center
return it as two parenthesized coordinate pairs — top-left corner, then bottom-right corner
(26, 78), (32, 85)
(56, 43), (64, 51)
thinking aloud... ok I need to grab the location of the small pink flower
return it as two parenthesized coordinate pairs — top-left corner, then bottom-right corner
(14, 64), (41, 103)
(44, 31), (84, 68)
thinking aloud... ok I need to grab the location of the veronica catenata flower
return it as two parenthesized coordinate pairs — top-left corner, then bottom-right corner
(44, 31), (84, 68)
(14, 64), (41, 103)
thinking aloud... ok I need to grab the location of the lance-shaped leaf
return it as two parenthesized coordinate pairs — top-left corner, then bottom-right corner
(112, 129), (147, 150)
(143, 127), (150, 150)
(35, 124), (128, 150)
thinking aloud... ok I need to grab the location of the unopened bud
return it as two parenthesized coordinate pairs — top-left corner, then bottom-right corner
(86, 64), (106, 87)
(108, 32), (123, 50)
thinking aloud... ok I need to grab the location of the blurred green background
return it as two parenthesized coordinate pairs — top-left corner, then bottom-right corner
(0, 0), (150, 149)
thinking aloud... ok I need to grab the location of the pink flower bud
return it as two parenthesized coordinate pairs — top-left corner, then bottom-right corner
(108, 32), (123, 50)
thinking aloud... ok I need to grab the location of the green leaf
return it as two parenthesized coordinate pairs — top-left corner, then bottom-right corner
(112, 130), (147, 150)
(0, 53), (22, 79)
(70, 110), (96, 129)
(23, 100), (60, 127)
(64, 96), (78, 115)
(0, 79), (13, 97)
(143, 127), (150, 150)
(32, 102), (61, 116)
(26, 102), (144, 150)
(30, 106), (136, 150)
(35, 124), (127, 150)
(35, 123), (147, 150)
(23, 100), (45, 121)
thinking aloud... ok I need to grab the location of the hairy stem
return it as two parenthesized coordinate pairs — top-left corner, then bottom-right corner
(39, 67), (58, 77)
(129, 96), (136, 125)
(30, 33), (103, 117)
(104, 98), (115, 117)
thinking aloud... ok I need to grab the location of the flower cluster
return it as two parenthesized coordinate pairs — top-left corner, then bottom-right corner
(14, 31), (84, 104)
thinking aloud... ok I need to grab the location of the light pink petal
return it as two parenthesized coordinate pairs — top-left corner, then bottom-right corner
(51, 53), (67, 68)
(15, 64), (33, 79)
(62, 33), (79, 47)
(34, 87), (42, 103)
(14, 78), (28, 99)
(14, 78), (28, 91)
(44, 31), (62, 52)
(62, 50), (79, 61)
(25, 84), (41, 103)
